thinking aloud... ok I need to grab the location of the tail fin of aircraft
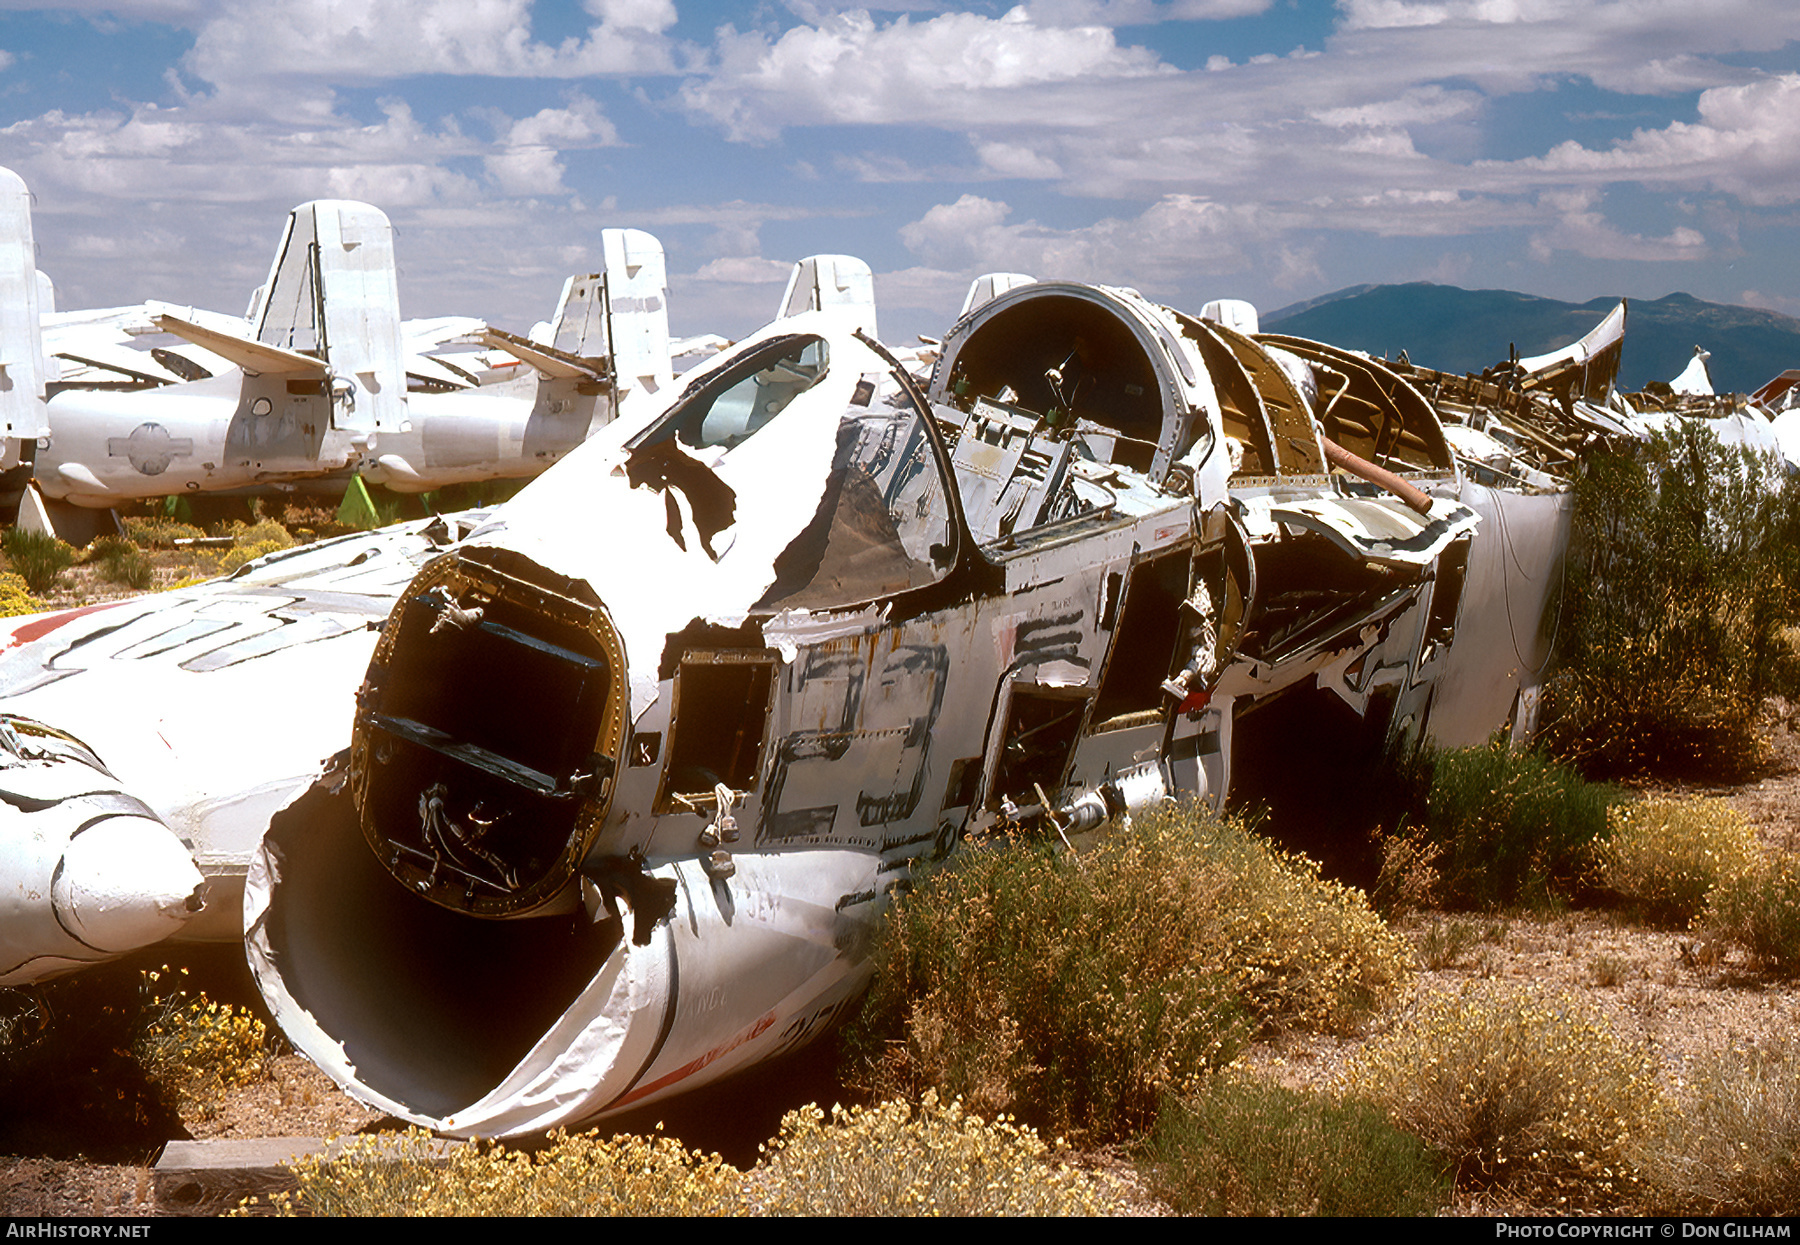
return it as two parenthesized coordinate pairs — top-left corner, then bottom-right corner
(34, 271), (59, 387)
(0, 169), (48, 450)
(778, 255), (877, 338)
(1517, 299), (1627, 406)
(1200, 298), (1261, 336)
(961, 273), (1035, 318)
(252, 200), (406, 434)
(547, 228), (672, 402)
(1670, 345), (1715, 397)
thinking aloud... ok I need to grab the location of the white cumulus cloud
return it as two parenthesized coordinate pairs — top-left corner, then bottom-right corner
(678, 7), (1172, 141)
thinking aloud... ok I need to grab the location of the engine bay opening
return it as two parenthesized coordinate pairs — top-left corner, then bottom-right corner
(260, 779), (620, 1120)
(656, 652), (777, 811)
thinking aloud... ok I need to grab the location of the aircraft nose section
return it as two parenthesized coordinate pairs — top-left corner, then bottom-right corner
(52, 815), (205, 953)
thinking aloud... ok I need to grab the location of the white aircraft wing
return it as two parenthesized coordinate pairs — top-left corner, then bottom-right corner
(403, 315), (487, 353)
(42, 303), (161, 337)
(46, 325), (187, 385)
(672, 333), (731, 360)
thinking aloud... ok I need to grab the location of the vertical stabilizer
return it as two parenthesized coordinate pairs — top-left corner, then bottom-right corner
(548, 273), (605, 357)
(778, 255), (877, 338)
(600, 228), (672, 400)
(0, 170), (47, 448)
(253, 200), (406, 433)
(961, 273), (1035, 318)
(548, 229), (671, 401)
(34, 270), (58, 385)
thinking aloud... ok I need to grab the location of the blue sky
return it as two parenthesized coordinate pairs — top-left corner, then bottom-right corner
(1, 1), (1797, 348)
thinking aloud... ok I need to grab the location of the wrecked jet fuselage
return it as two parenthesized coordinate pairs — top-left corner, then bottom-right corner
(251, 282), (1557, 1138)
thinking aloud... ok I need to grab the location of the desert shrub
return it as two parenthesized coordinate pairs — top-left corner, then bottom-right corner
(1703, 848), (1800, 976)
(85, 535), (156, 591)
(2, 528), (76, 594)
(267, 499), (357, 542)
(217, 538), (294, 575)
(219, 519), (296, 562)
(276, 1126), (740, 1217)
(122, 515), (206, 548)
(845, 802), (1412, 1142)
(1542, 420), (1800, 781)
(1588, 953), (1631, 987)
(1633, 1045), (1800, 1214)
(273, 1094), (1119, 1217)
(1370, 825), (1441, 919)
(758, 1093), (1122, 1215)
(133, 967), (274, 1121)
(182, 518), (299, 576)
(1416, 918), (1502, 971)
(0, 965), (177, 1155)
(1143, 1073), (1451, 1216)
(1346, 981), (1659, 1201)
(1600, 796), (1759, 928)
(1409, 742), (1622, 909)
(0, 570), (45, 617)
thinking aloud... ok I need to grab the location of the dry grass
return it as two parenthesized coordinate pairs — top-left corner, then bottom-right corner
(1345, 980), (1660, 1204)
(1632, 1044), (1800, 1214)
(757, 1093), (1126, 1215)
(253, 1093), (1125, 1217)
(1704, 845), (1800, 976)
(1601, 796), (1759, 928)
(1143, 1071), (1451, 1216)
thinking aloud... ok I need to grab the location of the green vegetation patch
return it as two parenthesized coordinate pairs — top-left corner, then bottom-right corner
(1543, 420), (1800, 781)
(1144, 1072), (1451, 1216)
(1, 528), (76, 595)
(1405, 742), (1623, 910)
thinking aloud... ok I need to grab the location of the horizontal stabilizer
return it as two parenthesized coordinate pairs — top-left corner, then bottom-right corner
(478, 327), (605, 381)
(154, 313), (328, 376)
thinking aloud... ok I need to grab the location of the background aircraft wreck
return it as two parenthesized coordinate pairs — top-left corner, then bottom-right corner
(19, 188), (679, 540)
(0, 170), (51, 486)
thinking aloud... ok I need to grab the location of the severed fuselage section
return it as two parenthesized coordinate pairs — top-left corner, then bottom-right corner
(248, 282), (1563, 1137)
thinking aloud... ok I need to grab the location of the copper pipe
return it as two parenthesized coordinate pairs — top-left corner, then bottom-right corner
(1320, 435), (1434, 515)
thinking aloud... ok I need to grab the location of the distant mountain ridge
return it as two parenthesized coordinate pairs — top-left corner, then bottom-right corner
(1262, 283), (1800, 396)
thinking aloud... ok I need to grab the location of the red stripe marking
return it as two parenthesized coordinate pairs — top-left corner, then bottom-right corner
(1, 600), (128, 651)
(612, 1011), (778, 1109)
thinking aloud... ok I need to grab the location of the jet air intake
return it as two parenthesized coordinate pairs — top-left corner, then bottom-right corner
(349, 548), (628, 918)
